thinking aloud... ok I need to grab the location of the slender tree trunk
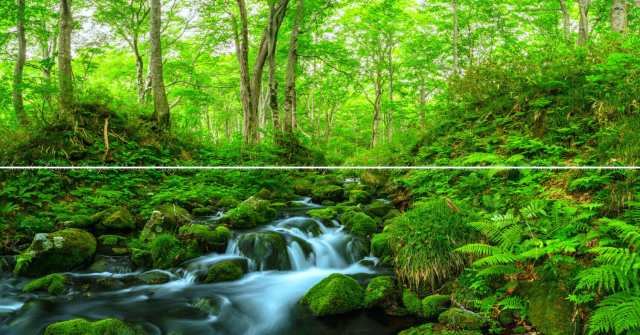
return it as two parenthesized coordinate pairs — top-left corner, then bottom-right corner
(451, 0), (460, 75)
(267, 4), (281, 133)
(58, 0), (74, 121)
(371, 81), (382, 148)
(284, 0), (302, 135)
(13, 0), (28, 126)
(132, 37), (146, 103)
(419, 83), (427, 130)
(559, 0), (571, 42)
(387, 43), (394, 142)
(231, 2), (253, 143)
(578, 0), (590, 46)
(611, 0), (628, 33)
(150, 0), (170, 129)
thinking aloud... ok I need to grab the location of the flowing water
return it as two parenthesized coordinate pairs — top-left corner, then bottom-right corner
(0, 198), (414, 335)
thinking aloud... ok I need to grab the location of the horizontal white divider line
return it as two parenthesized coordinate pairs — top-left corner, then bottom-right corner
(0, 166), (639, 170)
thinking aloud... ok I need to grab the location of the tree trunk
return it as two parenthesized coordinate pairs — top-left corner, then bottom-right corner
(611, 0), (628, 33)
(267, 3), (281, 133)
(578, 0), (590, 46)
(231, 1), (253, 143)
(371, 83), (382, 148)
(13, 0), (28, 126)
(58, 0), (74, 121)
(132, 37), (146, 103)
(386, 42), (394, 143)
(558, 0), (571, 42)
(150, 0), (170, 129)
(451, 0), (460, 75)
(284, 0), (302, 135)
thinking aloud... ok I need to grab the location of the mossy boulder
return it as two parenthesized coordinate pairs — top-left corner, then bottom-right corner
(348, 190), (371, 204)
(130, 248), (152, 268)
(136, 270), (172, 285)
(307, 207), (337, 223)
(311, 185), (345, 203)
(216, 196), (239, 209)
(140, 211), (165, 242)
(364, 276), (396, 308)
(192, 207), (214, 216)
(343, 212), (377, 237)
(403, 289), (423, 316)
(220, 197), (277, 229)
(300, 273), (364, 316)
(43, 318), (145, 335)
(361, 171), (387, 192)
(438, 308), (486, 330)
(97, 235), (129, 255)
(204, 259), (247, 283)
(422, 295), (450, 318)
(399, 323), (482, 335)
(520, 280), (577, 335)
(14, 228), (97, 277)
(155, 204), (192, 227)
(178, 224), (231, 253)
(293, 179), (313, 196)
(237, 232), (290, 270)
(23, 273), (67, 295)
(149, 234), (182, 269)
(371, 233), (393, 264)
(92, 207), (135, 231)
(365, 200), (394, 218)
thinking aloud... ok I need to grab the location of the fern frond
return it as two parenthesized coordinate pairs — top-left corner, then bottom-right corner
(498, 296), (526, 311)
(455, 243), (500, 256)
(477, 265), (521, 277)
(473, 253), (519, 267)
(588, 293), (640, 335)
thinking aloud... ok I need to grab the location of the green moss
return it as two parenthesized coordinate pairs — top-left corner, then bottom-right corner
(422, 295), (450, 318)
(98, 235), (127, 247)
(14, 228), (97, 277)
(348, 190), (371, 204)
(438, 308), (485, 330)
(204, 260), (245, 283)
(237, 232), (290, 270)
(130, 248), (152, 268)
(192, 207), (214, 216)
(293, 178), (313, 196)
(366, 200), (394, 217)
(520, 280), (577, 335)
(43, 318), (145, 335)
(149, 234), (181, 269)
(220, 197), (276, 229)
(311, 185), (345, 203)
(178, 224), (231, 252)
(399, 323), (482, 335)
(92, 207), (135, 231)
(307, 207), (337, 223)
(155, 204), (192, 227)
(364, 276), (396, 308)
(402, 289), (423, 316)
(371, 233), (393, 264)
(23, 273), (66, 295)
(216, 196), (239, 209)
(300, 273), (364, 316)
(344, 212), (377, 237)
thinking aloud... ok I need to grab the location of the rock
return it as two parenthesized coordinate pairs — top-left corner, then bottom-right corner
(371, 233), (393, 264)
(422, 295), (450, 318)
(155, 204), (192, 227)
(238, 232), (290, 270)
(22, 273), (67, 295)
(136, 270), (173, 285)
(300, 273), (364, 317)
(97, 235), (129, 255)
(178, 224), (231, 253)
(43, 318), (145, 335)
(348, 190), (371, 204)
(14, 228), (97, 277)
(293, 179), (313, 196)
(361, 171), (387, 193)
(311, 185), (345, 203)
(307, 207), (337, 223)
(88, 255), (133, 273)
(399, 323), (482, 335)
(383, 209), (402, 223)
(219, 197), (276, 229)
(279, 218), (323, 236)
(92, 207), (135, 231)
(140, 211), (166, 242)
(192, 297), (223, 316)
(216, 196), (239, 209)
(149, 234), (182, 269)
(204, 259), (246, 283)
(0, 255), (16, 273)
(438, 308), (486, 330)
(402, 289), (423, 316)
(520, 280), (577, 335)
(364, 276), (396, 308)
(365, 200), (394, 218)
(255, 188), (274, 200)
(130, 248), (152, 269)
(192, 207), (214, 216)
(343, 212), (377, 237)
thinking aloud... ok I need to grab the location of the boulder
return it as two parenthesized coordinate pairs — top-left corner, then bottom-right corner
(219, 197), (277, 229)
(402, 289), (423, 316)
(204, 259), (247, 283)
(307, 207), (337, 224)
(92, 207), (135, 231)
(438, 308), (486, 330)
(14, 228), (97, 277)
(149, 234), (182, 269)
(364, 276), (396, 308)
(422, 295), (450, 318)
(520, 280), (577, 335)
(155, 204), (192, 227)
(237, 232), (290, 270)
(293, 179), (313, 196)
(130, 248), (152, 269)
(300, 273), (364, 317)
(178, 224), (231, 253)
(22, 273), (67, 295)
(88, 255), (133, 273)
(343, 212), (377, 237)
(311, 185), (345, 203)
(97, 235), (129, 255)
(43, 318), (145, 335)
(365, 200), (394, 218)
(398, 323), (482, 335)
(371, 233), (393, 264)
(348, 189), (371, 204)
(136, 270), (173, 285)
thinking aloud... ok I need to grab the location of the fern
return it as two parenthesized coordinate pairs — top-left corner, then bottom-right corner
(589, 293), (640, 335)
(498, 296), (526, 312)
(455, 243), (500, 257)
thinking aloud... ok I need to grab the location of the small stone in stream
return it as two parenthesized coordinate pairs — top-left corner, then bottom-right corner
(193, 297), (223, 316)
(136, 270), (173, 285)
(300, 273), (364, 317)
(88, 255), (133, 273)
(22, 273), (67, 295)
(204, 259), (246, 283)
(14, 228), (97, 277)
(43, 318), (146, 335)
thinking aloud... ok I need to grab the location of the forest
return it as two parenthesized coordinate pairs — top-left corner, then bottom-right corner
(0, 0), (640, 334)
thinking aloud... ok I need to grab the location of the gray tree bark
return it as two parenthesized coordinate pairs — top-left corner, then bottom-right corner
(284, 0), (303, 135)
(13, 0), (29, 126)
(611, 0), (628, 33)
(558, 0), (571, 42)
(58, 0), (74, 121)
(578, 0), (590, 46)
(150, 0), (170, 129)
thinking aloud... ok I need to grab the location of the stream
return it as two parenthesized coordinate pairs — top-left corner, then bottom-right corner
(0, 198), (414, 335)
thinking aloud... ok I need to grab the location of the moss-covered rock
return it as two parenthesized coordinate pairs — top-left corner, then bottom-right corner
(216, 196), (239, 209)
(364, 276), (396, 308)
(293, 179), (313, 196)
(344, 212), (377, 237)
(178, 224), (231, 253)
(438, 308), (486, 330)
(361, 171), (387, 193)
(155, 204), (192, 227)
(204, 259), (246, 283)
(520, 280), (577, 335)
(348, 190), (371, 204)
(220, 197), (277, 229)
(366, 200), (394, 218)
(311, 185), (345, 203)
(97, 235), (129, 255)
(43, 318), (145, 335)
(139, 211), (165, 242)
(237, 232), (290, 270)
(149, 234), (181, 269)
(23, 273), (66, 295)
(92, 207), (135, 231)
(136, 270), (172, 285)
(371, 233), (393, 264)
(191, 207), (214, 216)
(422, 295), (450, 319)
(300, 273), (364, 316)
(403, 289), (423, 316)
(307, 207), (337, 223)
(14, 228), (97, 277)
(130, 248), (152, 268)
(399, 323), (482, 335)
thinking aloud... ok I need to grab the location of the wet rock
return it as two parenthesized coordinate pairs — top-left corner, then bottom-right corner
(136, 270), (173, 285)
(92, 207), (135, 231)
(130, 248), (152, 269)
(14, 228), (97, 277)
(422, 295), (450, 318)
(0, 255), (16, 273)
(280, 218), (323, 237)
(22, 273), (67, 295)
(192, 297), (223, 316)
(191, 207), (214, 216)
(293, 179), (313, 196)
(178, 224), (231, 253)
(300, 273), (364, 317)
(149, 234), (182, 269)
(311, 185), (345, 203)
(88, 255), (133, 273)
(343, 212), (377, 238)
(43, 318), (146, 335)
(364, 276), (396, 309)
(238, 232), (290, 270)
(97, 235), (129, 255)
(156, 204), (192, 227)
(365, 200), (394, 218)
(204, 259), (247, 283)
(307, 208), (337, 224)
(520, 280), (577, 335)
(370, 233), (393, 265)
(403, 289), (423, 316)
(219, 197), (277, 229)
(438, 308), (486, 330)
(348, 189), (371, 204)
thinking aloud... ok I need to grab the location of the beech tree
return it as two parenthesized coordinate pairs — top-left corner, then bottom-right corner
(13, 0), (28, 126)
(58, 0), (74, 120)
(150, 0), (170, 129)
